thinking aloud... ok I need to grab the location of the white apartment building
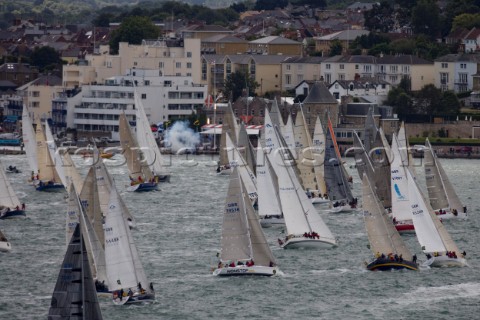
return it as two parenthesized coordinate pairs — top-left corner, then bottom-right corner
(63, 37), (202, 89)
(281, 56), (326, 92)
(434, 53), (480, 93)
(320, 55), (376, 85)
(69, 69), (207, 135)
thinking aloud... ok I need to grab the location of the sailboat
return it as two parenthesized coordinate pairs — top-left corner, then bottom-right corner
(0, 160), (26, 219)
(105, 184), (155, 304)
(293, 106), (328, 204)
(0, 229), (11, 252)
(133, 90), (170, 183)
(213, 167), (280, 276)
(407, 168), (467, 267)
(33, 120), (64, 191)
(424, 138), (467, 219)
(216, 103), (238, 175)
(225, 132), (257, 203)
(48, 223), (104, 319)
(390, 133), (415, 234)
(22, 105), (38, 180)
(93, 148), (136, 229)
(362, 174), (418, 271)
(256, 141), (284, 227)
(119, 112), (158, 192)
(264, 108), (337, 249)
(324, 117), (356, 212)
(310, 115), (329, 204)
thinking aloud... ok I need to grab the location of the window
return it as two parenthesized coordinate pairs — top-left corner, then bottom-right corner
(340, 64), (344, 70)
(441, 63), (448, 68)
(159, 62), (164, 68)
(176, 62), (181, 68)
(141, 93), (146, 99)
(355, 64), (359, 70)
(144, 80), (150, 86)
(285, 74), (291, 85)
(187, 62), (192, 69)
(460, 63), (466, 69)
(459, 73), (468, 84)
(440, 72), (449, 84)
(286, 65), (291, 71)
(325, 64), (331, 70)
(389, 65), (398, 73)
(187, 52), (192, 58)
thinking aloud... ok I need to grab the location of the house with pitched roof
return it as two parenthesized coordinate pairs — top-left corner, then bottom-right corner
(281, 56), (326, 91)
(321, 55), (376, 84)
(434, 53), (480, 93)
(201, 35), (248, 55)
(328, 78), (392, 104)
(247, 36), (302, 55)
(314, 29), (369, 55)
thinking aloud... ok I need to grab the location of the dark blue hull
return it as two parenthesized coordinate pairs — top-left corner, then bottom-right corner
(367, 258), (418, 271)
(0, 209), (26, 219)
(136, 182), (159, 192)
(36, 183), (64, 192)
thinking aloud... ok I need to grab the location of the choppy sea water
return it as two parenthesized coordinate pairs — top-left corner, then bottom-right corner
(0, 153), (479, 320)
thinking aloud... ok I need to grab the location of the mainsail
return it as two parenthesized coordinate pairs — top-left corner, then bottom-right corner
(104, 186), (152, 295)
(424, 138), (463, 212)
(134, 90), (168, 179)
(362, 174), (413, 260)
(256, 143), (282, 219)
(407, 169), (461, 255)
(22, 105), (38, 174)
(48, 224), (103, 320)
(0, 160), (22, 209)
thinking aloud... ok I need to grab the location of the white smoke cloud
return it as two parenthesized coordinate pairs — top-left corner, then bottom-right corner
(164, 121), (200, 153)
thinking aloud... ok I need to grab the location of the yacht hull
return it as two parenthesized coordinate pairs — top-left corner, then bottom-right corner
(213, 265), (278, 276)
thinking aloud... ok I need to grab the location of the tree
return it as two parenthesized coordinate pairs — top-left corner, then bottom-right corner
(411, 0), (441, 39)
(93, 12), (114, 27)
(109, 16), (161, 54)
(364, 2), (395, 33)
(329, 40), (343, 56)
(415, 84), (442, 114)
(439, 91), (461, 114)
(223, 70), (259, 102)
(30, 46), (62, 72)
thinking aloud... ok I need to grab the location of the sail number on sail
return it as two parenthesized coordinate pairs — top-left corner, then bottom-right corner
(411, 204), (423, 216)
(226, 202), (240, 213)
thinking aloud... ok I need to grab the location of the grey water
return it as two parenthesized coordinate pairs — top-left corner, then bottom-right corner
(0, 153), (479, 320)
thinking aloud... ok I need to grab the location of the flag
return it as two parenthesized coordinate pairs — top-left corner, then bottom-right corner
(204, 95), (214, 109)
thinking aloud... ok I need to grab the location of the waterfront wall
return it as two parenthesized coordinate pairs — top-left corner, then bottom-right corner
(405, 120), (480, 139)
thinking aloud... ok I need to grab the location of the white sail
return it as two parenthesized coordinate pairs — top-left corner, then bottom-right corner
(407, 169), (449, 254)
(44, 120), (67, 187)
(104, 186), (151, 293)
(237, 123), (256, 174)
(80, 167), (105, 247)
(66, 186), (80, 246)
(265, 108), (335, 243)
(0, 160), (21, 208)
(219, 168), (252, 262)
(93, 149), (136, 227)
(424, 138), (463, 213)
(119, 112), (149, 180)
(22, 105), (38, 175)
(225, 133), (257, 202)
(61, 152), (84, 194)
(256, 144), (282, 218)
(390, 133), (412, 222)
(134, 91), (168, 178)
(280, 113), (297, 159)
(362, 174), (413, 260)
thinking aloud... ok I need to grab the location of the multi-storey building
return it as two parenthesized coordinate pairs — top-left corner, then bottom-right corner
(281, 56), (326, 92)
(63, 37), (202, 88)
(202, 54), (295, 97)
(434, 53), (480, 93)
(376, 54), (434, 91)
(320, 55), (376, 85)
(69, 69), (207, 136)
